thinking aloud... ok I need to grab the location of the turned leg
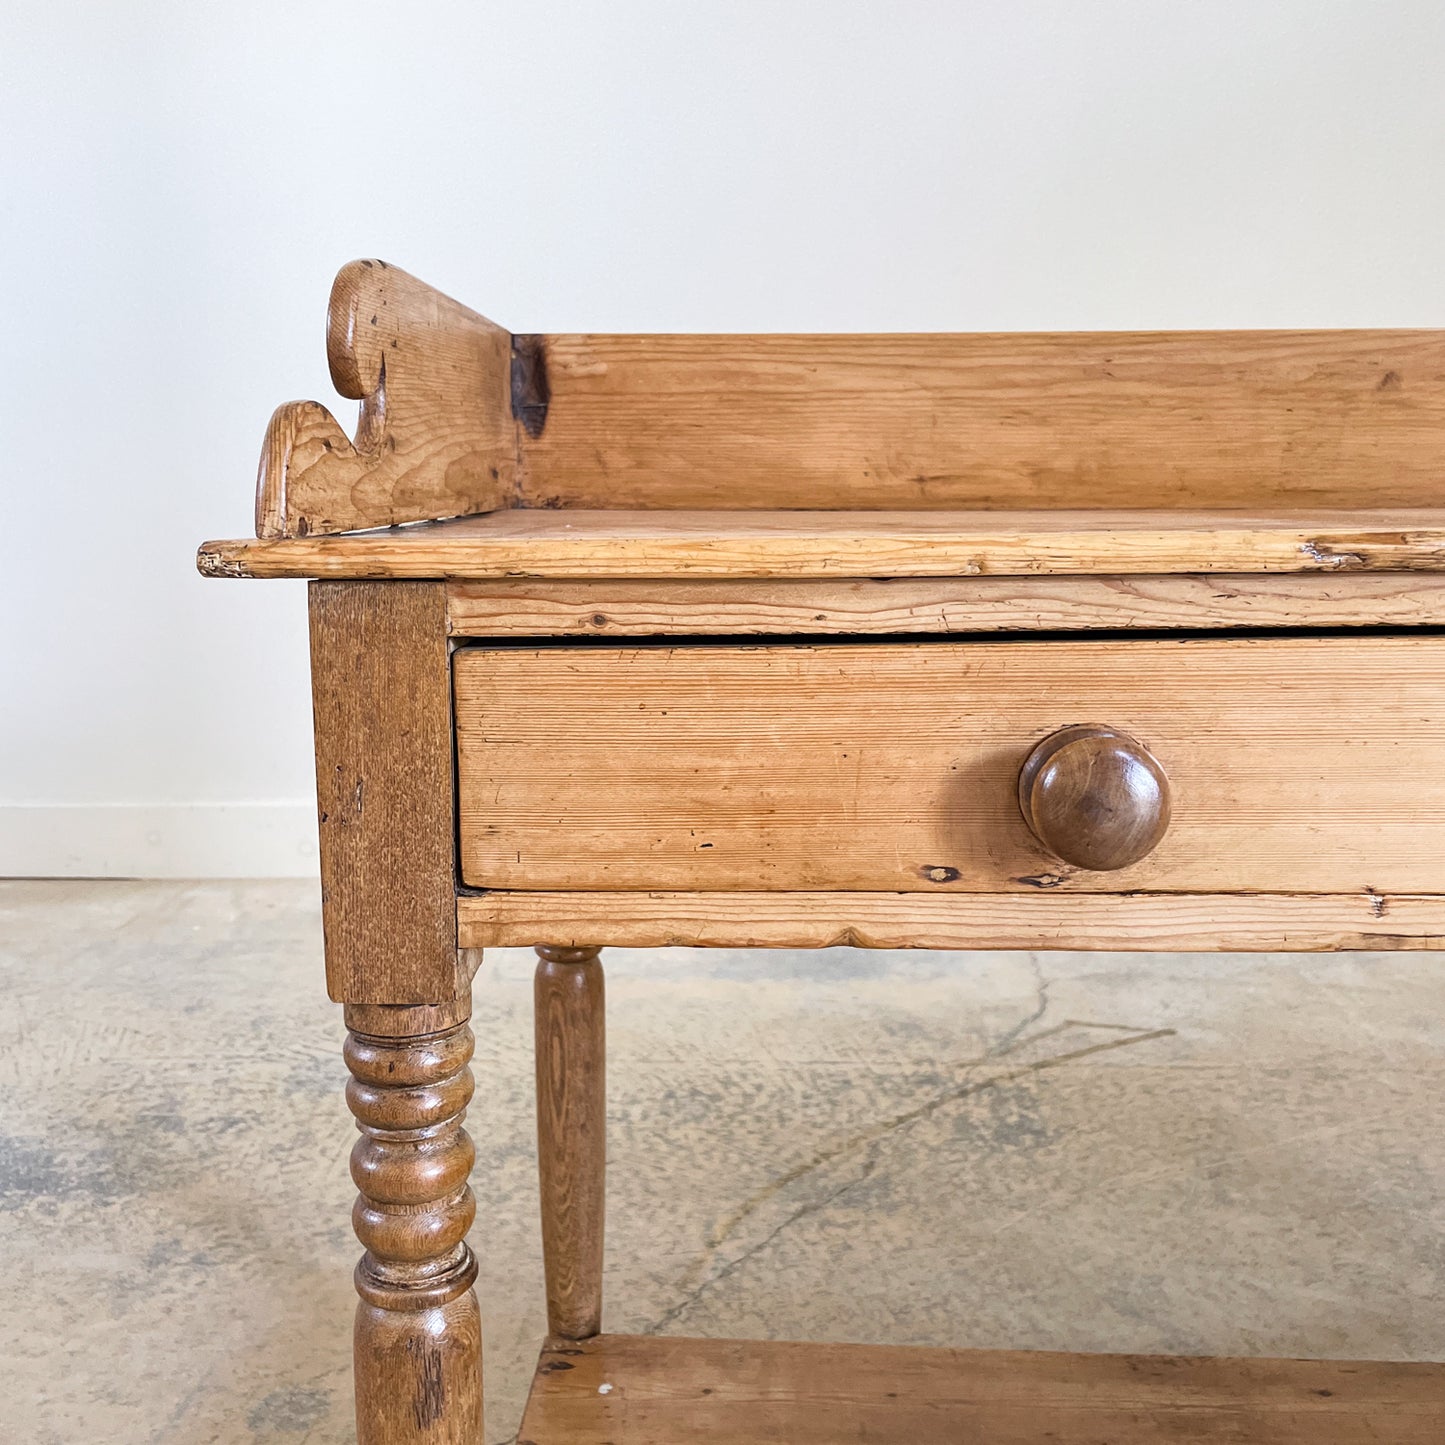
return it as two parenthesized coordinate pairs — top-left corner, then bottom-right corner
(534, 945), (606, 1339)
(345, 1000), (483, 1444)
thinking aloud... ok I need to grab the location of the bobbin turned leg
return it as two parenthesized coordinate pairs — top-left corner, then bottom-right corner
(345, 999), (483, 1445)
(534, 945), (606, 1340)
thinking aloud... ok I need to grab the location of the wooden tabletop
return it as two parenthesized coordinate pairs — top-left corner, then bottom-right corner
(199, 506), (1445, 580)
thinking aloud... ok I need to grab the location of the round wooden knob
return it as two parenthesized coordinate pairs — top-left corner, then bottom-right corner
(1018, 725), (1171, 871)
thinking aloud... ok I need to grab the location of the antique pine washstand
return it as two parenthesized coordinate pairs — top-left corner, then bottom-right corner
(199, 260), (1445, 1443)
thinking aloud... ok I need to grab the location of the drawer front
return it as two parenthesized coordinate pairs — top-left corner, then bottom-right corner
(454, 637), (1445, 894)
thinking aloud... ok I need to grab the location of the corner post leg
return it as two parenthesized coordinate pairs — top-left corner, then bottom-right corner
(534, 945), (606, 1339)
(346, 998), (483, 1443)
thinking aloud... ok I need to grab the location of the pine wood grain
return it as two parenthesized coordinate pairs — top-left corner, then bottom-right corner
(454, 637), (1445, 896)
(256, 261), (513, 538)
(445, 573), (1445, 636)
(457, 889), (1445, 952)
(309, 581), (465, 1004)
(516, 1334), (1445, 1444)
(517, 329), (1445, 511)
(534, 946), (606, 1341)
(201, 506), (1445, 580)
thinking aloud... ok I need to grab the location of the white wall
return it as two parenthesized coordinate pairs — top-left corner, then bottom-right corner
(4, 1), (1444, 876)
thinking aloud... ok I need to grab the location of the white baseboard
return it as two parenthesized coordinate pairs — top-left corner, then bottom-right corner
(0, 803), (320, 878)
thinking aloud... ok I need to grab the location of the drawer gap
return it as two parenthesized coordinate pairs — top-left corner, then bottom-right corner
(451, 623), (1445, 651)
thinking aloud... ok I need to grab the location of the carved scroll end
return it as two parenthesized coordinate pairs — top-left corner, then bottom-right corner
(255, 399), (359, 539)
(252, 259), (514, 539)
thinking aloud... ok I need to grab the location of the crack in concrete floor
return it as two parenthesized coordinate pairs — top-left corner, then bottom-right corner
(648, 957), (1174, 1333)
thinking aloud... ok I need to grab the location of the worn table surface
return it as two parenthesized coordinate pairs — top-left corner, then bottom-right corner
(198, 506), (1445, 580)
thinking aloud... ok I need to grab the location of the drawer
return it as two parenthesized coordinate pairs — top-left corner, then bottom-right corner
(453, 636), (1445, 894)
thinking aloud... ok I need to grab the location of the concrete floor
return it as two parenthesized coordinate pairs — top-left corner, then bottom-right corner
(3, 880), (1444, 1443)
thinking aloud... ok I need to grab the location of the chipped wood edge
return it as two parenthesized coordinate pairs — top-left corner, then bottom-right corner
(198, 520), (1445, 581)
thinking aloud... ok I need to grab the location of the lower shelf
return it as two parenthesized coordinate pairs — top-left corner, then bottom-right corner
(516, 1334), (1443, 1444)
